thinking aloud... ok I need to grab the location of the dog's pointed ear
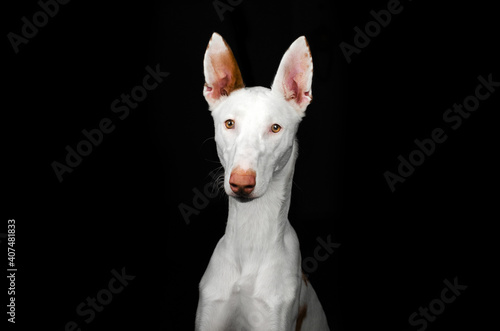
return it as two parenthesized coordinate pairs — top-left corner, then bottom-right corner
(271, 36), (313, 116)
(203, 32), (245, 109)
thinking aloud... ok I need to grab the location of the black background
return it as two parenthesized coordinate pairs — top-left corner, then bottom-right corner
(4, 0), (498, 330)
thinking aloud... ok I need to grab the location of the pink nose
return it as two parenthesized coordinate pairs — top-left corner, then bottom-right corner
(229, 169), (256, 196)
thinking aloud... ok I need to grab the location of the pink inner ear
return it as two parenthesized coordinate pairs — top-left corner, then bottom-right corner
(217, 73), (231, 96)
(284, 75), (299, 101)
(284, 60), (308, 104)
(272, 36), (312, 113)
(204, 33), (245, 105)
(206, 72), (231, 100)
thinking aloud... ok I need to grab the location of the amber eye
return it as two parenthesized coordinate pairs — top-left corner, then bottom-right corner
(271, 124), (282, 133)
(225, 119), (235, 129)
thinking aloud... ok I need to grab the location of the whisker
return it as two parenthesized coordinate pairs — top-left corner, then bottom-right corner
(204, 158), (221, 164)
(292, 180), (305, 194)
(204, 166), (226, 198)
(200, 136), (215, 148)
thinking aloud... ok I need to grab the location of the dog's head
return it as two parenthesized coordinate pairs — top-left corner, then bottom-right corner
(203, 33), (313, 199)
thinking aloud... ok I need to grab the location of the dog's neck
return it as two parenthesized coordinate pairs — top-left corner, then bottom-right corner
(223, 142), (298, 261)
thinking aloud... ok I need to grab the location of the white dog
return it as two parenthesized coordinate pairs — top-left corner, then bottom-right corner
(195, 32), (330, 331)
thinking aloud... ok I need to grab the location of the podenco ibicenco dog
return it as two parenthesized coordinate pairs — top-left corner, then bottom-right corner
(195, 32), (330, 331)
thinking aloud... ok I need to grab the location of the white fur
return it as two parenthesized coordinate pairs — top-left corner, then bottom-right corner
(196, 33), (330, 331)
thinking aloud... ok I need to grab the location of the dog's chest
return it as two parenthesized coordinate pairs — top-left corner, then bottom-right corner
(225, 272), (273, 329)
